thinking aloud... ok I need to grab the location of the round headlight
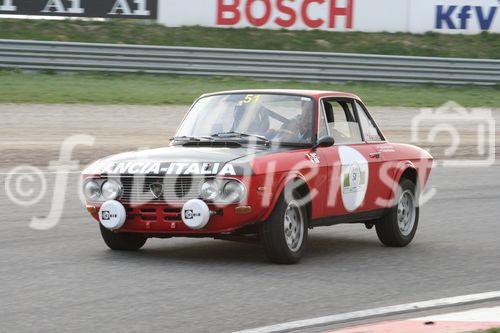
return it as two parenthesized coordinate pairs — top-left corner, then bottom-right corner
(101, 179), (122, 200)
(200, 180), (219, 201)
(223, 180), (246, 203)
(84, 180), (101, 201)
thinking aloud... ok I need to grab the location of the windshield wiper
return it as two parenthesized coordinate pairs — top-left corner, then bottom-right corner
(211, 131), (270, 144)
(171, 136), (214, 142)
(171, 136), (200, 141)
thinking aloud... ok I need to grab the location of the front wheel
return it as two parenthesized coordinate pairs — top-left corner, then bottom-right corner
(376, 178), (419, 247)
(259, 189), (308, 264)
(100, 224), (147, 251)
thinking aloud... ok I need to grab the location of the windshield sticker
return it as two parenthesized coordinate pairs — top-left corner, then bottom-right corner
(101, 162), (236, 176)
(339, 146), (369, 212)
(241, 94), (261, 104)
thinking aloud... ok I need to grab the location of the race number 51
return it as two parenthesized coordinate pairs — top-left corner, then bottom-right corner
(243, 94), (261, 104)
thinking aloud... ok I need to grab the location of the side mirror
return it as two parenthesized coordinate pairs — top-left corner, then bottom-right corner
(312, 136), (335, 150)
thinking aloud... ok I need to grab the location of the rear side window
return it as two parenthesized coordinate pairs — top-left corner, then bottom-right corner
(355, 101), (383, 142)
(322, 99), (362, 144)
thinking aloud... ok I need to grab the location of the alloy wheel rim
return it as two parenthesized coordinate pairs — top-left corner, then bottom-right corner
(283, 201), (304, 252)
(397, 189), (416, 237)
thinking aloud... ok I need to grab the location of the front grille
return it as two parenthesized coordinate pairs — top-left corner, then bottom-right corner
(125, 206), (182, 222)
(116, 176), (204, 203)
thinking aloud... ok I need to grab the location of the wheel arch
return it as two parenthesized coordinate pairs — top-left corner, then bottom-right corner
(390, 161), (420, 204)
(261, 173), (312, 222)
(399, 165), (418, 186)
(393, 161), (418, 185)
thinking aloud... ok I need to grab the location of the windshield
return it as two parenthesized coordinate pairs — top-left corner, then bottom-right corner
(175, 93), (315, 145)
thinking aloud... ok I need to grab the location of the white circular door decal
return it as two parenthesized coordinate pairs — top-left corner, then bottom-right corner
(339, 146), (369, 212)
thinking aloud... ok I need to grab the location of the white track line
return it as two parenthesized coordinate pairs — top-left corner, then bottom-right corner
(234, 291), (500, 333)
(413, 305), (500, 322)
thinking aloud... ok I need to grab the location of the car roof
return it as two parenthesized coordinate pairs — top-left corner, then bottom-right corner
(201, 89), (361, 100)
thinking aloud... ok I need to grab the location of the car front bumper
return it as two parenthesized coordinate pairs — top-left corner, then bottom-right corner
(87, 201), (265, 235)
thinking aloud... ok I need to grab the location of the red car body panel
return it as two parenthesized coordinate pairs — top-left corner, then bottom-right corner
(82, 89), (433, 236)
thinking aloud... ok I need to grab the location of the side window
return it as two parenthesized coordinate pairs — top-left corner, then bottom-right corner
(322, 99), (362, 144)
(355, 101), (383, 142)
(318, 106), (329, 139)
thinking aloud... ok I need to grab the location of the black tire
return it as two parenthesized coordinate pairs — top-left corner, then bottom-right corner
(99, 224), (147, 251)
(259, 189), (308, 264)
(376, 178), (419, 247)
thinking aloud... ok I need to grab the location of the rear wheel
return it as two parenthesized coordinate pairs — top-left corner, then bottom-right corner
(376, 178), (419, 247)
(99, 224), (147, 251)
(259, 189), (308, 264)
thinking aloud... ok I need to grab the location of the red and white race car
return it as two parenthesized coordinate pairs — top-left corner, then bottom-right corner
(82, 90), (433, 264)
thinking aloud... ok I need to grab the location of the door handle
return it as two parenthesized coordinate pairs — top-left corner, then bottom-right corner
(369, 152), (381, 159)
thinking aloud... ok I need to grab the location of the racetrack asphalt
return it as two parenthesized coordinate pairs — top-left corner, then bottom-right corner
(0, 104), (499, 332)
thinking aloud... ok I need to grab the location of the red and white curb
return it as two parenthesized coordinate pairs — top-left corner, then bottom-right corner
(328, 306), (500, 332)
(234, 291), (500, 333)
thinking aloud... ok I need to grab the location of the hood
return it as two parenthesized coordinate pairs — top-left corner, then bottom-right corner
(82, 145), (266, 176)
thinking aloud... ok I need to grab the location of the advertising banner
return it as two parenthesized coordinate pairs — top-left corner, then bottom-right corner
(1, 0), (497, 34)
(409, 0), (499, 34)
(0, 0), (158, 19)
(156, 0), (499, 34)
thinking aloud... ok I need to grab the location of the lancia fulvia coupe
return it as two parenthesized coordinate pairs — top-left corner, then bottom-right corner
(82, 90), (433, 264)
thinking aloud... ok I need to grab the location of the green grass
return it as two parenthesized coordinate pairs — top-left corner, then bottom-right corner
(0, 19), (499, 59)
(1, 71), (498, 107)
(1, 19), (497, 107)
(473, 329), (500, 333)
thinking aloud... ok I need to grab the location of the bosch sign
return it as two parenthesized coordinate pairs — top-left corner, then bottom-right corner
(436, 4), (498, 31)
(216, 0), (354, 29)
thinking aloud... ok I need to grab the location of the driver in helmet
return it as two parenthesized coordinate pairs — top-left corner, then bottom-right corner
(271, 99), (314, 143)
(296, 99), (314, 141)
